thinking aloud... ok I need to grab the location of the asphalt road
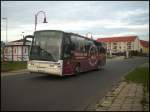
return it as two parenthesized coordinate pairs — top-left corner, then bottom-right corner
(1, 57), (149, 111)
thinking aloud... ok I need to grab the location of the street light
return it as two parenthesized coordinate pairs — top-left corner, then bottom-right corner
(34, 11), (48, 31)
(86, 32), (93, 39)
(22, 32), (25, 39)
(2, 17), (8, 44)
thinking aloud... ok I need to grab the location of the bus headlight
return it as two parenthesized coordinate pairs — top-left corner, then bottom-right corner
(54, 63), (61, 68)
(28, 61), (34, 66)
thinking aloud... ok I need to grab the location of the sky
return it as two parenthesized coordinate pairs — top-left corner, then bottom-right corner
(1, 1), (149, 42)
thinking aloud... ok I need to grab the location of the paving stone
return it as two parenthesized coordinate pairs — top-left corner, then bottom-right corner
(135, 92), (143, 97)
(122, 103), (132, 107)
(132, 105), (143, 111)
(115, 84), (124, 92)
(116, 95), (125, 99)
(121, 89), (129, 94)
(132, 104), (143, 111)
(113, 99), (124, 105)
(106, 92), (114, 97)
(128, 90), (136, 94)
(112, 90), (120, 96)
(128, 93), (136, 97)
(124, 98), (134, 102)
(101, 102), (112, 107)
(108, 106), (121, 111)
(120, 106), (132, 111)
(106, 96), (114, 101)
(132, 103), (143, 106)
(128, 84), (136, 91)
(96, 106), (108, 111)
(101, 97), (114, 107)
(111, 103), (122, 107)
(136, 86), (143, 92)
(96, 108), (108, 111)
(95, 81), (145, 111)
(144, 108), (149, 111)
(146, 93), (149, 102)
(144, 106), (149, 111)
(96, 107), (107, 111)
(133, 99), (141, 103)
(114, 97), (125, 103)
(112, 102), (123, 106)
(123, 100), (133, 105)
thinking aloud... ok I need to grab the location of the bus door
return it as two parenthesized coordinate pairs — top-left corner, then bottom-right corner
(62, 34), (74, 75)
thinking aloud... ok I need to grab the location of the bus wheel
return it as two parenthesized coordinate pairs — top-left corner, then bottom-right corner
(30, 72), (34, 74)
(75, 65), (80, 75)
(97, 62), (102, 70)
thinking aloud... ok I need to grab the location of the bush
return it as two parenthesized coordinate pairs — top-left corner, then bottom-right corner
(1, 61), (27, 72)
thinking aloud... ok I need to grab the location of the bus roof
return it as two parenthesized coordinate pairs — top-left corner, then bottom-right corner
(34, 30), (102, 44)
(34, 30), (65, 34)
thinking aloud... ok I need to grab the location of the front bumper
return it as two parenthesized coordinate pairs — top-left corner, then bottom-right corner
(27, 60), (63, 76)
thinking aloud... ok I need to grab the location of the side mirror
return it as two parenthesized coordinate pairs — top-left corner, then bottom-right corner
(23, 35), (34, 45)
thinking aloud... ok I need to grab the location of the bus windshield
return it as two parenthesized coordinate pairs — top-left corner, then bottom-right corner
(29, 31), (63, 62)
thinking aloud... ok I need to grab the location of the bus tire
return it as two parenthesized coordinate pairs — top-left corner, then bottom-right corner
(75, 64), (80, 75)
(30, 71), (36, 74)
(97, 61), (102, 71)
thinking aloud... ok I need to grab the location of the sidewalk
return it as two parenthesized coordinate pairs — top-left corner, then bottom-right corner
(95, 63), (149, 111)
(95, 81), (146, 111)
(1, 69), (29, 77)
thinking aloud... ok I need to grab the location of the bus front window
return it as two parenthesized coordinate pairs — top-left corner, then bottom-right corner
(30, 31), (63, 62)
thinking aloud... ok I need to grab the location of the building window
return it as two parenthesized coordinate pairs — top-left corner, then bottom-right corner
(14, 48), (16, 54)
(127, 46), (131, 50)
(113, 42), (117, 45)
(113, 46), (117, 49)
(127, 42), (132, 50)
(127, 42), (131, 45)
(24, 48), (26, 53)
(5, 48), (8, 54)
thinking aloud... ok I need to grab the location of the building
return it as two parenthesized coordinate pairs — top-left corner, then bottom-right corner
(97, 36), (149, 55)
(3, 39), (31, 61)
(1, 41), (5, 61)
(139, 40), (149, 55)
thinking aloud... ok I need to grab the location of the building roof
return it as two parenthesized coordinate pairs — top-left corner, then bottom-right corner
(11, 39), (31, 42)
(97, 36), (137, 42)
(140, 40), (149, 48)
(5, 39), (31, 46)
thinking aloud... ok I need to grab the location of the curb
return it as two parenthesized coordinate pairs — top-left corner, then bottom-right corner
(1, 69), (29, 77)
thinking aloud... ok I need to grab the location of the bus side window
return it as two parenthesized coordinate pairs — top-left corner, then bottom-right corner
(100, 47), (106, 54)
(63, 36), (71, 58)
(71, 35), (78, 51)
(79, 38), (85, 52)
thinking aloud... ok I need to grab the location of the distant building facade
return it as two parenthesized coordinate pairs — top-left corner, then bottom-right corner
(139, 40), (149, 55)
(3, 39), (31, 61)
(1, 41), (5, 61)
(97, 36), (149, 55)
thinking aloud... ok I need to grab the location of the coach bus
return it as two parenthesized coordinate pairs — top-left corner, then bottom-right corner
(24, 30), (106, 76)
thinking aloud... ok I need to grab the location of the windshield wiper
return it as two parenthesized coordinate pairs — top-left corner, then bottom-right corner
(40, 48), (57, 62)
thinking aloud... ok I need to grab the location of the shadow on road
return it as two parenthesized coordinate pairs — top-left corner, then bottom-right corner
(29, 69), (104, 81)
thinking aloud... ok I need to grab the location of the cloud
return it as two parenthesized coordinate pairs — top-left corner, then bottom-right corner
(1, 18), (149, 42)
(116, 9), (149, 19)
(1, 1), (149, 42)
(105, 24), (149, 32)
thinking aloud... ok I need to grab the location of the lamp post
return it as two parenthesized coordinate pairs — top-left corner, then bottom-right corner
(2, 17), (8, 44)
(34, 11), (48, 31)
(21, 32), (24, 61)
(86, 32), (93, 39)
(22, 32), (25, 39)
